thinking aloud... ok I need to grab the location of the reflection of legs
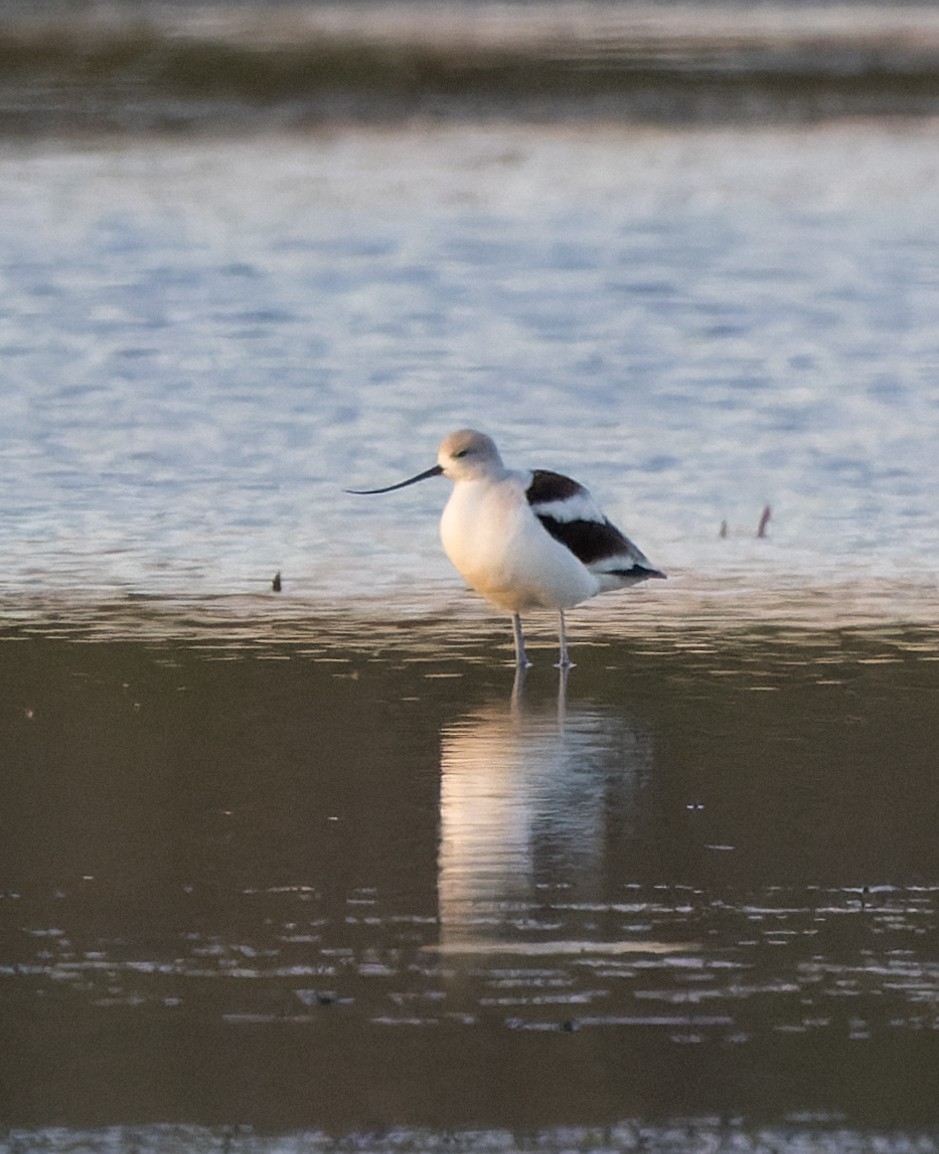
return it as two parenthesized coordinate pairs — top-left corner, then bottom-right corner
(556, 610), (573, 669)
(512, 613), (532, 669)
(557, 660), (569, 722)
(511, 661), (527, 711)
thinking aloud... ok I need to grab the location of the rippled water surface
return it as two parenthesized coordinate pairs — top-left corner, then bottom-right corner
(1, 120), (938, 608)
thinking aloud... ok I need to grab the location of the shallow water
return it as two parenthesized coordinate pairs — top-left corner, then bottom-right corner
(1, 608), (938, 1151)
(2, 12), (939, 1145)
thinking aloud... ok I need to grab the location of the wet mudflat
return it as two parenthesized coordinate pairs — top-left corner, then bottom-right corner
(1, 596), (937, 1151)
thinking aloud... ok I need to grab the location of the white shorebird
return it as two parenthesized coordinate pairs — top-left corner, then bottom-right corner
(347, 429), (665, 668)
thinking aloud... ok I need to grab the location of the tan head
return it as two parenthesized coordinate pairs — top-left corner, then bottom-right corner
(437, 429), (504, 481)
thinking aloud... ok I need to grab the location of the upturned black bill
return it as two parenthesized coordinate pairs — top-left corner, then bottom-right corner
(345, 463), (444, 495)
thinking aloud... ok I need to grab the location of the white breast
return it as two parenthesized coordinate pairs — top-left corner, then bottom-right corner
(439, 474), (600, 613)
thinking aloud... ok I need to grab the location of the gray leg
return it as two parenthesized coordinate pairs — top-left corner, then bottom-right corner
(512, 613), (532, 669)
(556, 610), (573, 669)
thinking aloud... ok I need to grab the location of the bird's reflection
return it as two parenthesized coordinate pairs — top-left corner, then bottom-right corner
(437, 670), (654, 949)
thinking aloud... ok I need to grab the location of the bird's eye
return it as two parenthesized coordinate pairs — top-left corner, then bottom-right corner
(453, 448), (470, 459)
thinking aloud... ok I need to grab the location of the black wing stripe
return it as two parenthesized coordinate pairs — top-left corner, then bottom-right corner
(536, 513), (634, 566)
(606, 565), (667, 580)
(525, 469), (586, 507)
(529, 469), (666, 579)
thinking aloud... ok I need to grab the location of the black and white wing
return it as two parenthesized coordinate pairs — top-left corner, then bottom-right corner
(526, 470), (665, 586)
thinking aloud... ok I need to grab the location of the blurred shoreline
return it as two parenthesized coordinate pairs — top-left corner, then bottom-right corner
(4, 2), (939, 135)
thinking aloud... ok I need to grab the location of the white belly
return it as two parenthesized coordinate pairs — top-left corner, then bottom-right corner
(440, 477), (599, 613)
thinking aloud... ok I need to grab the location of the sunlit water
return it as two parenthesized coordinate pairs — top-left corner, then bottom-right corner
(1, 120), (938, 621)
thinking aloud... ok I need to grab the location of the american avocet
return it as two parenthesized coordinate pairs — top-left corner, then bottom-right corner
(347, 429), (665, 669)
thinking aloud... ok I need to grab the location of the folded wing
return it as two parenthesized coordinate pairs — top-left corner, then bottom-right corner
(526, 469), (665, 585)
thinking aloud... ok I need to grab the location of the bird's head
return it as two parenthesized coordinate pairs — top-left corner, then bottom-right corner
(437, 429), (503, 481)
(345, 429), (504, 495)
